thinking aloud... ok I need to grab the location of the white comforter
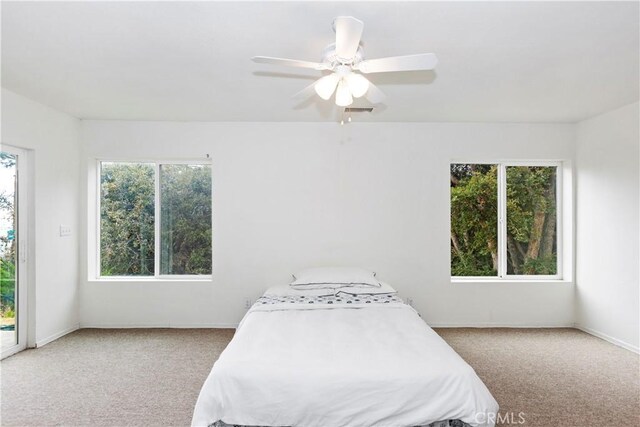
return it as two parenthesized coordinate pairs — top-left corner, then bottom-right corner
(192, 288), (498, 427)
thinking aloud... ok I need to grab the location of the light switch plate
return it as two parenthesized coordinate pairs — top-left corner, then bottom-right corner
(59, 225), (72, 237)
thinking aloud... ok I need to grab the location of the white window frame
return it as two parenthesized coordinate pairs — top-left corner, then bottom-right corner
(96, 159), (212, 280)
(451, 160), (564, 281)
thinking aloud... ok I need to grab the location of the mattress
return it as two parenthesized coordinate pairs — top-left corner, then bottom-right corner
(192, 285), (498, 427)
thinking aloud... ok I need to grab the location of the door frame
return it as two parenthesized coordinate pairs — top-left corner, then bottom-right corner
(1, 145), (29, 359)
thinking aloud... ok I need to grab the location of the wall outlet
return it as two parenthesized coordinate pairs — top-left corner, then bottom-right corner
(244, 298), (252, 309)
(405, 298), (414, 307)
(59, 225), (72, 237)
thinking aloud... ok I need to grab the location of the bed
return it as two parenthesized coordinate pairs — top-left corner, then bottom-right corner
(192, 268), (499, 427)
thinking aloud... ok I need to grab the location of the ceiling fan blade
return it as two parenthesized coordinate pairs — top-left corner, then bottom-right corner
(334, 16), (364, 60)
(357, 53), (438, 74)
(252, 56), (328, 70)
(292, 80), (320, 101)
(365, 82), (386, 104)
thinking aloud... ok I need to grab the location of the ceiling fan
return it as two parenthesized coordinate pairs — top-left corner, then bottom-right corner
(252, 16), (438, 107)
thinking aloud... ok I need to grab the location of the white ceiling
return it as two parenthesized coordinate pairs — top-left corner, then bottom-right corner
(2, 1), (638, 122)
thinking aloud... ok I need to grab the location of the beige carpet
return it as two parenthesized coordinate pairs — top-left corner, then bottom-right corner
(0, 328), (638, 427)
(437, 328), (639, 426)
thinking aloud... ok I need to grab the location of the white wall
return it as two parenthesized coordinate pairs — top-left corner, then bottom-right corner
(5, 87), (638, 351)
(1, 89), (81, 346)
(576, 102), (639, 352)
(80, 121), (575, 328)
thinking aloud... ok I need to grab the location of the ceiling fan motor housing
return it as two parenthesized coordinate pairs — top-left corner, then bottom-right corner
(322, 43), (364, 67)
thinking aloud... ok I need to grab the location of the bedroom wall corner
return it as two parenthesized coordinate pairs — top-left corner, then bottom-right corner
(575, 101), (640, 353)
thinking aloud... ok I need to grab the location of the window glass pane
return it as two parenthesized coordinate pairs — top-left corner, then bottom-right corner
(100, 162), (155, 276)
(450, 164), (498, 276)
(506, 166), (557, 275)
(160, 164), (212, 275)
(0, 153), (17, 345)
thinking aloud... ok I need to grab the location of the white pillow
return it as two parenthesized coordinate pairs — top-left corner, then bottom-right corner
(290, 267), (381, 289)
(335, 281), (397, 295)
(264, 282), (396, 297)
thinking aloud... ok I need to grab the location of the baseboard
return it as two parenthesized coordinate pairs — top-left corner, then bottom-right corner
(35, 324), (79, 348)
(575, 325), (639, 354)
(79, 323), (238, 329)
(429, 323), (574, 328)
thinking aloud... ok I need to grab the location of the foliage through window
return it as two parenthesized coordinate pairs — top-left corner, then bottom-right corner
(100, 161), (212, 277)
(0, 153), (17, 325)
(451, 163), (559, 278)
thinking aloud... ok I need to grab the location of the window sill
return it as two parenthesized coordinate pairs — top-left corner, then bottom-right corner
(90, 276), (212, 283)
(451, 278), (573, 285)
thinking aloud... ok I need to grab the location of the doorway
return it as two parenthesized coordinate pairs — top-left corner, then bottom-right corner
(1, 145), (28, 359)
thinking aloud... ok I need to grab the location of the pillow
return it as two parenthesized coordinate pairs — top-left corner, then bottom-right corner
(335, 281), (397, 295)
(265, 282), (396, 297)
(290, 267), (381, 289)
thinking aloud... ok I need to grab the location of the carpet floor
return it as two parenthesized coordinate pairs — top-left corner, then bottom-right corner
(0, 328), (638, 427)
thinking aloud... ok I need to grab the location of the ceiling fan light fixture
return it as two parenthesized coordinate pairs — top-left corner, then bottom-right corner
(346, 73), (370, 98)
(253, 16), (438, 110)
(314, 74), (340, 100)
(335, 79), (353, 106)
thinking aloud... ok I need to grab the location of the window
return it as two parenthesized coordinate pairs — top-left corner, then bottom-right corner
(450, 162), (561, 280)
(99, 161), (212, 278)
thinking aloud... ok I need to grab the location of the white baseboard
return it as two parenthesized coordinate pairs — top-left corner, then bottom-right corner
(79, 323), (238, 329)
(575, 325), (639, 354)
(35, 324), (79, 348)
(429, 323), (574, 328)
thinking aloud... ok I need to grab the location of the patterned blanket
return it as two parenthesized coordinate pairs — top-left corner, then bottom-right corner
(254, 292), (403, 307)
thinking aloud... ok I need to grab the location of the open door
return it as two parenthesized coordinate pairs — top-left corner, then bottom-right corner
(1, 145), (28, 359)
